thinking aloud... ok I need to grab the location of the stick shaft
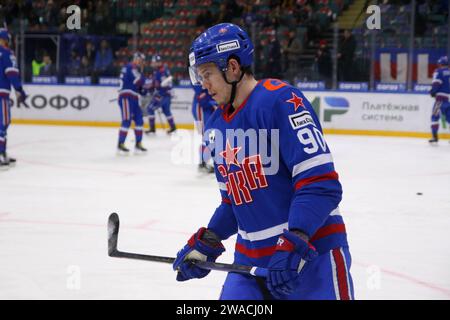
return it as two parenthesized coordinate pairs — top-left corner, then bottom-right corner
(110, 249), (268, 277)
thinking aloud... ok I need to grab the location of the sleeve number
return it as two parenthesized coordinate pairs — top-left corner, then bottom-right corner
(297, 127), (327, 154)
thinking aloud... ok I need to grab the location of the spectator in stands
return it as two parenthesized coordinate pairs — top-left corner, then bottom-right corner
(78, 56), (92, 77)
(264, 29), (282, 78)
(283, 30), (303, 84)
(94, 39), (114, 76)
(241, 3), (257, 29)
(39, 54), (56, 76)
(83, 40), (96, 68)
(67, 50), (81, 76)
(42, 0), (59, 30)
(196, 9), (215, 29)
(338, 29), (356, 81)
(216, 0), (242, 24)
(315, 39), (332, 88)
(32, 51), (45, 77)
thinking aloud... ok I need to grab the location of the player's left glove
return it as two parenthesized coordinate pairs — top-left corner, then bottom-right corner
(173, 227), (225, 282)
(266, 229), (318, 299)
(16, 87), (27, 104)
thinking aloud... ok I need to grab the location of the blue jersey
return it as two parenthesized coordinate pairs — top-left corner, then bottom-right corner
(118, 63), (145, 100)
(193, 84), (216, 115)
(0, 45), (22, 98)
(430, 66), (450, 101)
(205, 79), (348, 267)
(153, 66), (172, 97)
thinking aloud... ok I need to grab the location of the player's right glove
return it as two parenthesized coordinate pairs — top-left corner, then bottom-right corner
(173, 227), (225, 281)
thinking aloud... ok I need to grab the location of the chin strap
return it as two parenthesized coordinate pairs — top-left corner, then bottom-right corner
(221, 67), (247, 107)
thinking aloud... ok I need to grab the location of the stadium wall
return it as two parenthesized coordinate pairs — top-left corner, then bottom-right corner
(10, 84), (449, 139)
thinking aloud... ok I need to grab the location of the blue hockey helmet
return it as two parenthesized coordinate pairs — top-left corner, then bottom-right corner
(133, 51), (146, 61)
(437, 56), (448, 66)
(188, 23), (254, 85)
(151, 55), (162, 63)
(0, 28), (10, 42)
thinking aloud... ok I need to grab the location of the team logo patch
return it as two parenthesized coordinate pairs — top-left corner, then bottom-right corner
(216, 40), (240, 53)
(288, 111), (315, 130)
(286, 92), (304, 111)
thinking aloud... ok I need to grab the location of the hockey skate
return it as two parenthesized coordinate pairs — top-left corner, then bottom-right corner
(135, 142), (147, 153)
(117, 143), (130, 155)
(167, 126), (177, 135)
(145, 128), (156, 135)
(429, 135), (439, 144)
(0, 152), (14, 169)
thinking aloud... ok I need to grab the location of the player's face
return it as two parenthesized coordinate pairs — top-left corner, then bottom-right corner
(197, 63), (230, 105)
(134, 58), (143, 68)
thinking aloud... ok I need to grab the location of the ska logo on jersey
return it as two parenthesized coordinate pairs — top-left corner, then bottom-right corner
(217, 140), (269, 206)
(289, 111), (315, 130)
(286, 92), (304, 112)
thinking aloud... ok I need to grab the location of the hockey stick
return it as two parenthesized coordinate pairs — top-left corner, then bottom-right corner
(107, 213), (268, 277)
(156, 108), (166, 131)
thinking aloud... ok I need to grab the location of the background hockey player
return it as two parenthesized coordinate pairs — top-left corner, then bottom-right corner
(0, 28), (27, 168)
(173, 23), (354, 300)
(146, 55), (176, 134)
(192, 84), (217, 172)
(429, 55), (450, 143)
(117, 52), (147, 153)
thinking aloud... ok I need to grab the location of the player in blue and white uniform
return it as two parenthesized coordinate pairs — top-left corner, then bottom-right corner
(173, 23), (354, 300)
(146, 55), (176, 134)
(429, 56), (450, 143)
(192, 84), (217, 172)
(0, 28), (27, 168)
(117, 52), (147, 153)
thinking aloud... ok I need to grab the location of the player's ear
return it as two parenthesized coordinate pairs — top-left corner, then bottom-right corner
(228, 58), (241, 76)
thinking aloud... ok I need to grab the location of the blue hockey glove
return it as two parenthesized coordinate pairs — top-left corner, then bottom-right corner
(16, 87), (27, 104)
(266, 229), (318, 299)
(147, 94), (162, 111)
(173, 227), (225, 282)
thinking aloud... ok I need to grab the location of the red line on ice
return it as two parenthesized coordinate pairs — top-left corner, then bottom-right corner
(0, 212), (11, 219)
(0, 217), (190, 235)
(354, 261), (450, 297)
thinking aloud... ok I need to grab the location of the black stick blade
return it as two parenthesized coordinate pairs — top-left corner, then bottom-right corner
(108, 212), (120, 256)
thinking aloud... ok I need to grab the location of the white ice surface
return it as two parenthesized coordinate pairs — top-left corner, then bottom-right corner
(0, 125), (449, 299)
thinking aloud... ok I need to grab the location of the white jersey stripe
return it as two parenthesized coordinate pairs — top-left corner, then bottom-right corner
(292, 153), (334, 178)
(340, 247), (353, 300)
(436, 92), (450, 99)
(238, 222), (288, 242)
(118, 89), (140, 97)
(330, 251), (341, 300)
(5, 67), (19, 74)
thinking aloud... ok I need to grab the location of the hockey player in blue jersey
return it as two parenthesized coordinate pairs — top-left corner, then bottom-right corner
(429, 56), (450, 144)
(0, 28), (27, 168)
(145, 55), (176, 134)
(192, 84), (217, 172)
(173, 23), (354, 300)
(117, 52), (147, 153)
